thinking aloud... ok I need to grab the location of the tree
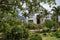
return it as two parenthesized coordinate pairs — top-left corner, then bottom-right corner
(0, 0), (55, 14)
(0, 0), (55, 40)
(0, 0), (55, 32)
(52, 6), (60, 28)
(44, 9), (49, 15)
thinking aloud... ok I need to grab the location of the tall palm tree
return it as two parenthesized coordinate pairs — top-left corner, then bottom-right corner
(52, 6), (60, 28)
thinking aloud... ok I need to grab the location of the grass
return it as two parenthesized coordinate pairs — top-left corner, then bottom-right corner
(38, 32), (60, 40)
(40, 33), (60, 40)
(29, 28), (60, 40)
(42, 36), (60, 40)
(29, 32), (60, 40)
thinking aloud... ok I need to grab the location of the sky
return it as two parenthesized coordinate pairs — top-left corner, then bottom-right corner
(40, 0), (60, 11)
(56, 0), (60, 5)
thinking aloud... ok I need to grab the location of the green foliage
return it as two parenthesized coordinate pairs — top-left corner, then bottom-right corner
(23, 12), (29, 18)
(0, 0), (55, 31)
(30, 34), (42, 40)
(0, 18), (23, 32)
(0, 17), (29, 40)
(44, 10), (49, 15)
(52, 6), (60, 26)
(54, 29), (60, 38)
(0, 0), (55, 13)
(49, 29), (60, 38)
(3, 26), (29, 40)
(52, 6), (60, 15)
(27, 22), (38, 29)
(37, 24), (43, 29)
(0, 0), (55, 40)
(36, 14), (41, 20)
(44, 20), (56, 29)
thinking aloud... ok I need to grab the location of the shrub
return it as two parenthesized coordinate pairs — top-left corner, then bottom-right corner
(37, 24), (43, 29)
(27, 22), (38, 29)
(43, 20), (56, 29)
(30, 34), (42, 40)
(54, 30), (60, 38)
(3, 26), (29, 40)
(50, 29), (60, 38)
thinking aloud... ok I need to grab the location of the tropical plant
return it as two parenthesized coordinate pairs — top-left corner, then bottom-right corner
(30, 34), (42, 40)
(0, 0), (55, 32)
(27, 22), (38, 29)
(51, 29), (60, 38)
(36, 14), (41, 20)
(52, 6), (60, 28)
(44, 20), (56, 29)
(44, 9), (49, 15)
(0, 0), (55, 40)
(3, 25), (29, 40)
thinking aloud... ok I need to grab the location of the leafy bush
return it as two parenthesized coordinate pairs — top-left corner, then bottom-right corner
(3, 26), (29, 40)
(43, 20), (56, 29)
(37, 24), (43, 29)
(54, 30), (60, 38)
(30, 34), (42, 40)
(27, 22), (38, 29)
(50, 29), (60, 38)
